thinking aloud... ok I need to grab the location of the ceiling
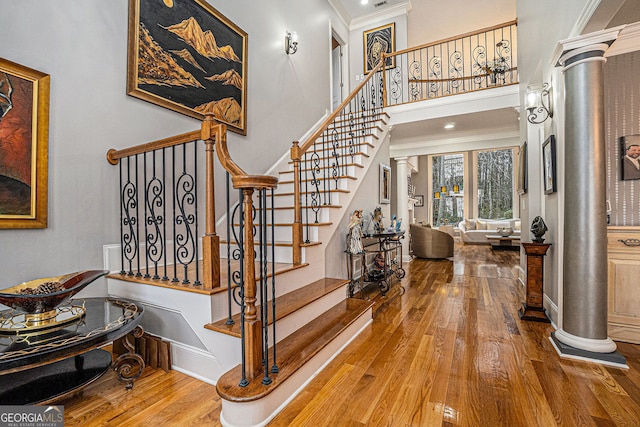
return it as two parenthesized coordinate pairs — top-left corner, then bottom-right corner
(335, 0), (409, 22)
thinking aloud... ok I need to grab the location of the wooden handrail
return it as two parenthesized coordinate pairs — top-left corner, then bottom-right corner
(296, 59), (384, 157)
(106, 130), (201, 165)
(386, 19), (518, 59)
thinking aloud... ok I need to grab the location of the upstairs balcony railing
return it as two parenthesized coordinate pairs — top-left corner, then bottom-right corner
(382, 20), (518, 106)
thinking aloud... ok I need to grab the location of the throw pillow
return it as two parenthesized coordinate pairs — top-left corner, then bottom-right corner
(464, 219), (476, 230)
(513, 220), (521, 231)
(476, 219), (487, 230)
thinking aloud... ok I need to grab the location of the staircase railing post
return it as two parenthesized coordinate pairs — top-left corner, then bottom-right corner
(381, 52), (388, 108)
(291, 141), (303, 265)
(201, 113), (221, 289)
(239, 187), (263, 379)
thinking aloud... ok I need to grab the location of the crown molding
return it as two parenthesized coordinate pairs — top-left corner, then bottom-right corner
(328, 0), (350, 29)
(606, 21), (640, 57)
(349, 1), (412, 30)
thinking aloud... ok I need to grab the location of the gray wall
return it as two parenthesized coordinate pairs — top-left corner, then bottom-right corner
(0, 0), (347, 287)
(605, 51), (640, 226)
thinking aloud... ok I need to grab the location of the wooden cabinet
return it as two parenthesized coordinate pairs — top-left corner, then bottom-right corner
(607, 226), (640, 344)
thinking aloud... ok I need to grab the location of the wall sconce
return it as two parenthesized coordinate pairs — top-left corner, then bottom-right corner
(453, 184), (460, 193)
(526, 82), (553, 124)
(440, 185), (447, 193)
(434, 192), (441, 199)
(285, 31), (298, 55)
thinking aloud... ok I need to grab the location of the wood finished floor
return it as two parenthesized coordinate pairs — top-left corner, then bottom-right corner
(62, 243), (640, 426)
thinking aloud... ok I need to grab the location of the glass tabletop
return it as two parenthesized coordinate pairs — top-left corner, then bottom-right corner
(0, 297), (144, 374)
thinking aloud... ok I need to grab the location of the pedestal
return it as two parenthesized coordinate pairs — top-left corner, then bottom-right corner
(520, 242), (551, 322)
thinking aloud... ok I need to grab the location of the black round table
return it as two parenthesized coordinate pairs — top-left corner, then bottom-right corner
(0, 297), (144, 404)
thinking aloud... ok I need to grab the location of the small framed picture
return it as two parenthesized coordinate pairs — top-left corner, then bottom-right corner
(542, 135), (557, 194)
(363, 23), (395, 74)
(517, 141), (528, 195)
(379, 163), (391, 204)
(415, 195), (424, 207)
(620, 135), (640, 181)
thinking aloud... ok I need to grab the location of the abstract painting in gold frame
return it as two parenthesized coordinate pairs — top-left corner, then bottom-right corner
(363, 22), (395, 74)
(127, 0), (248, 134)
(0, 58), (49, 229)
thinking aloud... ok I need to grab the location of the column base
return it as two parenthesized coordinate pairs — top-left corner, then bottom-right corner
(550, 331), (627, 369)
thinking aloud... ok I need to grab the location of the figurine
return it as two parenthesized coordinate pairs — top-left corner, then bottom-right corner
(395, 218), (402, 232)
(372, 207), (384, 233)
(530, 216), (548, 243)
(346, 209), (364, 254)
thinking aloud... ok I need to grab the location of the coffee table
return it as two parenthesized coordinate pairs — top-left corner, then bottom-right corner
(486, 235), (520, 251)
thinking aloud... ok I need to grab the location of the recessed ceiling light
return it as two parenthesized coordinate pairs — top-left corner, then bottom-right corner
(361, 0), (369, 4)
(444, 123), (455, 129)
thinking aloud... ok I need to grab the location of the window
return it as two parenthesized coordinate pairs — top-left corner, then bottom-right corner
(432, 154), (464, 226)
(476, 148), (513, 219)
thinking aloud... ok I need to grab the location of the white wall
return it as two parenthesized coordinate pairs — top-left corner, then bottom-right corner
(0, 0), (344, 287)
(516, 0), (592, 323)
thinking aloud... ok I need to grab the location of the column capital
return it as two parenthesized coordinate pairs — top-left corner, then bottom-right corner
(551, 25), (624, 67)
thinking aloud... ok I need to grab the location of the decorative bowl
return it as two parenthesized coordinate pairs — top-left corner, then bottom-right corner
(0, 270), (108, 315)
(496, 227), (514, 237)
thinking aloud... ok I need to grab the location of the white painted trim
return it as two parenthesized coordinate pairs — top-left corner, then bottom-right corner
(327, 0), (350, 28)
(549, 336), (628, 369)
(554, 328), (617, 353)
(169, 341), (221, 385)
(568, 0), (602, 38)
(606, 22), (640, 57)
(552, 25), (624, 66)
(543, 293), (559, 329)
(350, 2), (412, 31)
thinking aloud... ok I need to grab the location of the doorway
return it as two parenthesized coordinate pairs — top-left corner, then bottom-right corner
(331, 34), (344, 110)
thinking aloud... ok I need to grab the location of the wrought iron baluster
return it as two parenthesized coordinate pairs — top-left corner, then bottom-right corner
(162, 148), (168, 281)
(270, 188), (278, 374)
(171, 146), (178, 283)
(226, 172), (234, 325)
(175, 144), (197, 284)
(118, 161), (125, 275)
(121, 158), (138, 276)
(260, 188), (272, 386)
(135, 155), (141, 277)
(145, 150), (164, 280)
(303, 153), (311, 243)
(193, 141), (201, 286)
(143, 152), (149, 278)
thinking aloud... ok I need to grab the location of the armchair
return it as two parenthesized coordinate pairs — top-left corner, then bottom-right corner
(409, 223), (454, 259)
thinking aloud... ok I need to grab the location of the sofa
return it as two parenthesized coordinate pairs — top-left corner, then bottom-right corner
(409, 223), (454, 259)
(457, 218), (521, 244)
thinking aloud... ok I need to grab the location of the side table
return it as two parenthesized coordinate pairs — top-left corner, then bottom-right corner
(0, 297), (145, 404)
(520, 242), (551, 322)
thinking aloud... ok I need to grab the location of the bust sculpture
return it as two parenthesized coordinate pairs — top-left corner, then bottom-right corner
(530, 216), (548, 243)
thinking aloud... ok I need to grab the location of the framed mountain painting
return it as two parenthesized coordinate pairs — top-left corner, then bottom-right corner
(128, 0), (248, 134)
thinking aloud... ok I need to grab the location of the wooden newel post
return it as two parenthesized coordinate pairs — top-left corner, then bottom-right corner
(520, 242), (552, 322)
(239, 187), (263, 379)
(201, 113), (221, 289)
(291, 141), (303, 265)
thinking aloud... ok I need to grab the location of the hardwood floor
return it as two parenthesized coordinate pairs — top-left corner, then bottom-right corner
(62, 243), (640, 426)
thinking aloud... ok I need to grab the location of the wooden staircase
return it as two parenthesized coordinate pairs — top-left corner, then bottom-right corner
(210, 68), (389, 425)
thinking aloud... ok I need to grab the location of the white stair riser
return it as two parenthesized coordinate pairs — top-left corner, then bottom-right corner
(220, 243), (304, 264)
(277, 178), (349, 193)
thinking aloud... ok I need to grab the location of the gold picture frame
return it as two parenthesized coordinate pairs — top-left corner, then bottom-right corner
(127, 0), (248, 135)
(363, 23), (395, 74)
(0, 58), (50, 229)
(379, 163), (391, 204)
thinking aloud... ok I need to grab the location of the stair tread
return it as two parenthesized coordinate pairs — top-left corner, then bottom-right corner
(216, 297), (373, 402)
(275, 188), (349, 197)
(279, 164), (364, 175)
(278, 176), (357, 184)
(205, 277), (350, 337)
(220, 240), (322, 247)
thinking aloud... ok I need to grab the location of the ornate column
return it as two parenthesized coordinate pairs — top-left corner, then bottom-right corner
(394, 157), (418, 262)
(552, 29), (625, 366)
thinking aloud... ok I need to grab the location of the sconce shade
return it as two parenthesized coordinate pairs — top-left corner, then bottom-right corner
(440, 185), (447, 193)
(434, 192), (441, 199)
(453, 184), (460, 193)
(526, 82), (553, 124)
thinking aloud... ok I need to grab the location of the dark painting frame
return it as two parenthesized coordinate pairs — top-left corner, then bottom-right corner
(379, 163), (391, 204)
(128, 0), (248, 134)
(620, 134), (640, 181)
(363, 23), (395, 74)
(542, 135), (557, 195)
(517, 141), (528, 195)
(0, 58), (50, 229)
